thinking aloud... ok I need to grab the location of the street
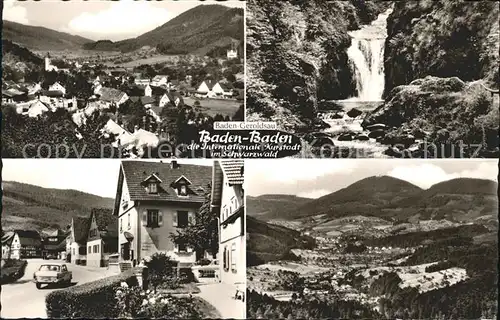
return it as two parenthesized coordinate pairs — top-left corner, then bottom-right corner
(197, 282), (246, 319)
(1, 258), (119, 319)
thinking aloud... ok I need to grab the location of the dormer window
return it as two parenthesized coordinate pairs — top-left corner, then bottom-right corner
(172, 175), (192, 197)
(148, 182), (158, 194)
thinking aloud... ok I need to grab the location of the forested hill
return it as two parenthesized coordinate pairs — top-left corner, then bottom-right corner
(83, 5), (244, 55)
(2, 181), (114, 231)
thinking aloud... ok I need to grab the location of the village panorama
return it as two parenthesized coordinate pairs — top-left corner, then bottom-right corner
(1, 1), (245, 159)
(1, 159), (246, 319)
(246, 159), (498, 319)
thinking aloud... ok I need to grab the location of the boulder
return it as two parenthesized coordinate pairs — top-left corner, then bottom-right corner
(338, 133), (354, 141)
(347, 108), (363, 118)
(366, 123), (387, 131)
(355, 133), (370, 141)
(330, 112), (344, 119)
(368, 129), (386, 139)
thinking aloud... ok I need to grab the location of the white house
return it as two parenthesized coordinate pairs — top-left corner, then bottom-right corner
(212, 160), (245, 285)
(151, 75), (168, 87)
(196, 80), (223, 98)
(144, 84), (152, 97)
(112, 160), (212, 272)
(159, 92), (182, 107)
(21, 100), (50, 117)
(68, 216), (91, 265)
(48, 82), (66, 95)
(227, 49), (238, 59)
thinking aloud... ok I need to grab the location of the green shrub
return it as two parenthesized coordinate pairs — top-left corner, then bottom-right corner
(45, 270), (138, 318)
(144, 253), (177, 288)
(0, 259), (27, 284)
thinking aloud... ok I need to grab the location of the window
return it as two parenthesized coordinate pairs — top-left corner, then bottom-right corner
(120, 219), (123, 233)
(223, 246), (228, 271)
(127, 213), (131, 230)
(90, 229), (97, 238)
(231, 243), (237, 273)
(88, 246), (91, 254)
(178, 185), (187, 196)
(148, 182), (158, 194)
(147, 210), (159, 227)
(72, 248), (75, 256)
(177, 211), (188, 228)
(177, 241), (187, 252)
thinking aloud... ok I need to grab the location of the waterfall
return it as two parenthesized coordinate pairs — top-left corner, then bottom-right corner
(347, 8), (393, 101)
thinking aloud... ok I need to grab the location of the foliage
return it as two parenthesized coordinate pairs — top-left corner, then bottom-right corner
(143, 253), (178, 289)
(247, 289), (379, 319)
(170, 190), (219, 258)
(0, 259), (27, 284)
(115, 286), (204, 319)
(45, 270), (138, 318)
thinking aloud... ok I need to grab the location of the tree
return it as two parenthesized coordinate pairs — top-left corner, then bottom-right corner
(170, 189), (218, 259)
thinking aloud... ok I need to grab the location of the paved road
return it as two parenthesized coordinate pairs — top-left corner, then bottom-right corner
(1, 258), (119, 319)
(197, 283), (246, 319)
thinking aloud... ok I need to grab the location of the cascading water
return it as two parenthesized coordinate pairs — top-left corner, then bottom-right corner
(346, 8), (393, 101)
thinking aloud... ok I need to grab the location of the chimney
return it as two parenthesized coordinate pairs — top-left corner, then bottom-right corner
(170, 160), (179, 169)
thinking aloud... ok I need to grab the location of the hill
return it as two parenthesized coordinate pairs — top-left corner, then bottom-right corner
(247, 194), (312, 220)
(1, 181), (114, 232)
(247, 216), (316, 266)
(2, 20), (91, 51)
(2, 39), (43, 81)
(249, 176), (498, 225)
(83, 5), (244, 55)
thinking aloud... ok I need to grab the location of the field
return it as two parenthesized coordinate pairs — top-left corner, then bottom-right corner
(184, 97), (240, 118)
(110, 54), (183, 68)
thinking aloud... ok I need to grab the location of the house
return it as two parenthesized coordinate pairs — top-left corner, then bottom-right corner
(2, 88), (28, 104)
(86, 209), (119, 267)
(113, 160), (212, 270)
(10, 230), (42, 259)
(159, 92), (183, 107)
(67, 216), (91, 265)
(96, 87), (129, 107)
(152, 75), (168, 87)
(212, 160), (245, 285)
(42, 233), (67, 259)
(130, 96), (155, 109)
(101, 119), (133, 148)
(219, 82), (234, 98)
(135, 78), (151, 86)
(2, 231), (15, 259)
(196, 80), (228, 98)
(48, 82), (66, 95)
(19, 100), (50, 117)
(144, 84), (152, 97)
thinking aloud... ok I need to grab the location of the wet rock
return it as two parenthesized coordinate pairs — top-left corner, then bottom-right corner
(338, 133), (354, 141)
(331, 112), (344, 119)
(355, 133), (370, 141)
(347, 108), (363, 118)
(368, 129), (386, 139)
(366, 123), (387, 131)
(384, 146), (403, 158)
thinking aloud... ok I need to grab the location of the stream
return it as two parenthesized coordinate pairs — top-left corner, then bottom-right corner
(315, 8), (394, 158)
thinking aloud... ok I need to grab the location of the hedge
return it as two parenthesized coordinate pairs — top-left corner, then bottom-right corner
(45, 269), (138, 318)
(0, 259), (27, 284)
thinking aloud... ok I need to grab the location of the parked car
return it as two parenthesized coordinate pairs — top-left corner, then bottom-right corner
(33, 263), (72, 289)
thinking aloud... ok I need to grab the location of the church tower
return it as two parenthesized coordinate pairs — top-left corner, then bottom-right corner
(45, 53), (51, 71)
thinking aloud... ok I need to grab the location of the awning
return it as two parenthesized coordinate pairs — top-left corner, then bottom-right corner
(124, 231), (134, 241)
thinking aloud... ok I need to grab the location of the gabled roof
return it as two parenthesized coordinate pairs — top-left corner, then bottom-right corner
(43, 90), (64, 97)
(14, 230), (42, 247)
(200, 79), (218, 90)
(97, 87), (126, 103)
(220, 160), (244, 185)
(113, 161), (213, 214)
(153, 75), (168, 81)
(144, 173), (163, 183)
(130, 96), (155, 105)
(73, 216), (91, 244)
(173, 175), (192, 185)
(90, 208), (118, 239)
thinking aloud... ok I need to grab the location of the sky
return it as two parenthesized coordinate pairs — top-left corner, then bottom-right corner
(246, 160), (499, 198)
(2, 0), (245, 41)
(2, 159), (213, 199)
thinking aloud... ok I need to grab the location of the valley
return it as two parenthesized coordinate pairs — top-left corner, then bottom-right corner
(246, 175), (498, 319)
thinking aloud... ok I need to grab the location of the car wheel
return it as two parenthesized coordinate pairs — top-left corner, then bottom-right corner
(36, 283), (42, 289)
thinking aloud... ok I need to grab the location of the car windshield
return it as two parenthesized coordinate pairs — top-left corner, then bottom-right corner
(39, 265), (60, 272)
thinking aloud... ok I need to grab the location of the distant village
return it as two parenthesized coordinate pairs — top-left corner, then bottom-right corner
(2, 48), (244, 157)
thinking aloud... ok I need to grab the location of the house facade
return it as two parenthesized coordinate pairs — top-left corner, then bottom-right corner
(68, 216), (90, 265)
(113, 160), (212, 269)
(152, 75), (168, 87)
(10, 230), (42, 259)
(86, 209), (119, 268)
(48, 82), (66, 95)
(212, 160), (245, 285)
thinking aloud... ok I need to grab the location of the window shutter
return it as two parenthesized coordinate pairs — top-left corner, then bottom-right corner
(142, 211), (147, 226)
(188, 212), (195, 226)
(173, 212), (178, 227)
(158, 211), (163, 226)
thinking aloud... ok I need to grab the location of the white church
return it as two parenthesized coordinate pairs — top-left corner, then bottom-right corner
(45, 53), (58, 72)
